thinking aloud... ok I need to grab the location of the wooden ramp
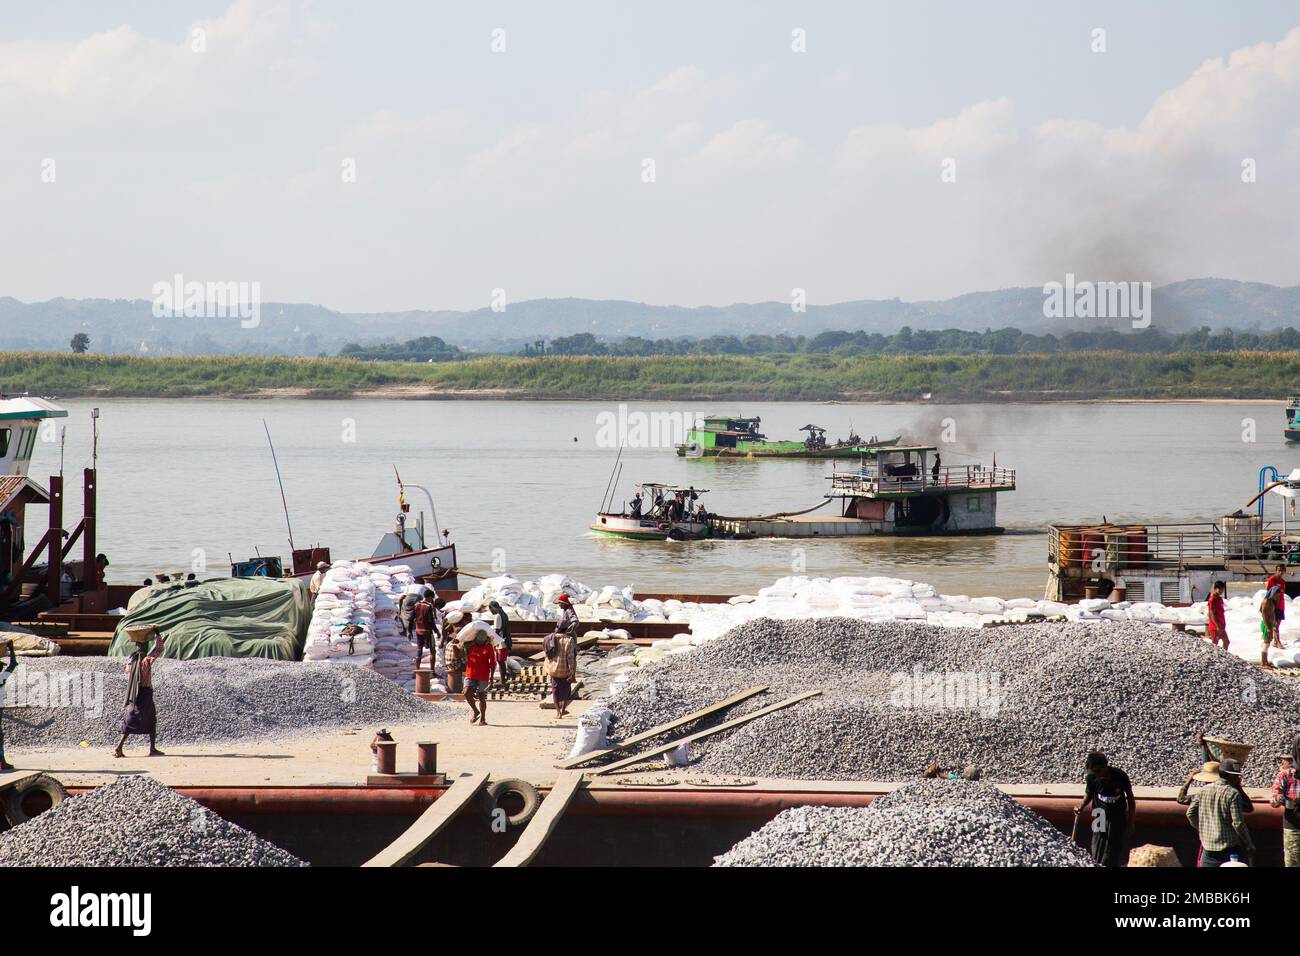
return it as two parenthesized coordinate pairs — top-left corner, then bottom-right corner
(362, 771), (490, 868)
(593, 690), (822, 775)
(557, 685), (769, 769)
(493, 772), (585, 868)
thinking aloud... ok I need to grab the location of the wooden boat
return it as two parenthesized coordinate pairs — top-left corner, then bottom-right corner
(591, 482), (713, 541)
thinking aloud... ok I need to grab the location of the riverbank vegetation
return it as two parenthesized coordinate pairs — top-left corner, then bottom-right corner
(2, 350), (1296, 402)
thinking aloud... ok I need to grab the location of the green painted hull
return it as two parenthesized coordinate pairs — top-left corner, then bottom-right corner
(675, 442), (883, 459)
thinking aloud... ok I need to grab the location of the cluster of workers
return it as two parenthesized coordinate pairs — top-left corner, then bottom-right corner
(398, 585), (579, 723)
(1203, 566), (1291, 668)
(629, 488), (708, 523)
(1077, 731), (1300, 868)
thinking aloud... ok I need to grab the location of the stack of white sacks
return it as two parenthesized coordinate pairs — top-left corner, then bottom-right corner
(440, 573), (1300, 698)
(303, 562), (423, 691)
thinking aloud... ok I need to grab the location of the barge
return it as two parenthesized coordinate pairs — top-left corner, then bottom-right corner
(712, 445), (1016, 538)
(676, 415), (899, 459)
(1045, 466), (1300, 602)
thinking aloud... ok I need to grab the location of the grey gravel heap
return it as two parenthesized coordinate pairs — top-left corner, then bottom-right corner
(3, 657), (450, 749)
(0, 775), (307, 867)
(607, 618), (1299, 787)
(715, 778), (1094, 867)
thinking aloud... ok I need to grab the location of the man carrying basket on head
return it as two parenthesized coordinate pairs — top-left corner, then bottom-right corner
(112, 624), (166, 758)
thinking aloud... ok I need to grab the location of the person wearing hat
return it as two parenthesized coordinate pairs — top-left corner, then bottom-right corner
(112, 625), (166, 759)
(1270, 733), (1300, 866)
(543, 594), (579, 720)
(489, 600), (513, 685)
(0, 639), (19, 772)
(309, 561), (329, 602)
(1186, 757), (1255, 866)
(1074, 752), (1136, 867)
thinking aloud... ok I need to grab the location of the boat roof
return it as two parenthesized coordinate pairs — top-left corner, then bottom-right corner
(635, 482), (710, 493)
(0, 475), (51, 512)
(0, 396), (68, 422)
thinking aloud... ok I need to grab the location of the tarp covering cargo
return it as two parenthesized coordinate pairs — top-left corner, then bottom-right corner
(108, 578), (312, 660)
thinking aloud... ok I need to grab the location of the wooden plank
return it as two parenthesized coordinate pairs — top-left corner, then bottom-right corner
(556, 685), (770, 769)
(361, 771), (490, 868)
(492, 772), (584, 868)
(593, 690), (823, 776)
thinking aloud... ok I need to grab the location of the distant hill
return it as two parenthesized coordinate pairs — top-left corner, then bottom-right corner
(1, 278), (1297, 356)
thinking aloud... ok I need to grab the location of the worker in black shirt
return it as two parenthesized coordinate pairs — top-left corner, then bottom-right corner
(1075, 751), (1136, 867)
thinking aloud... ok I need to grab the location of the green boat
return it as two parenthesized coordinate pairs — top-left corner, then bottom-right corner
(675, 415), (901, 459)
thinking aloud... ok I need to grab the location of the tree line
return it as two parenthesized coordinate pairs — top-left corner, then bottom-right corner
(337, 326), (1300, 361)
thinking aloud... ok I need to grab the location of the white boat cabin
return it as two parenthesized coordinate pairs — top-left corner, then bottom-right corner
(0, 397), (67, 477)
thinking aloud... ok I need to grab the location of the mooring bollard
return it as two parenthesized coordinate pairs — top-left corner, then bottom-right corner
(376, 739), (398, 775)
(417, 741), (438, 776)
(415, 668), (432, 694)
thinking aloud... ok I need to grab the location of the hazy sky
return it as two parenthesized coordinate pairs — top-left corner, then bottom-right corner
(2, 0), (1298, 312)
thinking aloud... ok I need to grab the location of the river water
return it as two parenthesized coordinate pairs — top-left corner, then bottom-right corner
(34, 399), (1288, 599)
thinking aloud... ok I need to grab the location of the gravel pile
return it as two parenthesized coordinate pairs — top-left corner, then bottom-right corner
(3, 657), (450, 749)
(715, 779), (1094, 867)
(0, 775), (307, 867)
(607, 618), (1300, 787)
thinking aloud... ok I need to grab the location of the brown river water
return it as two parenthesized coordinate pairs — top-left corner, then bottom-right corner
(37, 398), (1289, 599)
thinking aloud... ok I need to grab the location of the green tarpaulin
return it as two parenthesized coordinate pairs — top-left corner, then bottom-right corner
(108, 578), (312, 660)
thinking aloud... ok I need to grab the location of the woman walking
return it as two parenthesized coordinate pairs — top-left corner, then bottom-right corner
(544, 594), (579, 719)
(112, 625), (166, 758)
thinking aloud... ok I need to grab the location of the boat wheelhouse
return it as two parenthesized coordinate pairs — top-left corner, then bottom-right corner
(0, 396), (67, 477)
(1286, 392), (1300, 442)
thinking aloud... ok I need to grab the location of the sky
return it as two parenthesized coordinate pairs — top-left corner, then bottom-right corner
(1, 0), (1298, 312)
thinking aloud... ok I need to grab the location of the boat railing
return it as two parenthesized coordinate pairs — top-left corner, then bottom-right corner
(1047, 519), (1280, 572)
(829, 464), (1016, 495)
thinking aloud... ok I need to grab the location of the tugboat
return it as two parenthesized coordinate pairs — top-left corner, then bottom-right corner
(234, 471), (458, 588)
(676, 415), (900, 459)
(1285, 392), (1300, 442)
(590, 482), (713, 541)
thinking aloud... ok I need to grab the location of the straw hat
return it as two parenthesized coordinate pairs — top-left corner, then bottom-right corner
(1193, 758), (1243, 783)
(124, 624), (158, 643)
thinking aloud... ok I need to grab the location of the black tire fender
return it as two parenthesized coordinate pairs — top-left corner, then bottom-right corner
(4, 773), (69, 827)
(478, 778), (541, 830)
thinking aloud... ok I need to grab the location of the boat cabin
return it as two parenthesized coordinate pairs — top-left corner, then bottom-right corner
(0, 396), (67, 478)
(826, 445), (1016, 534)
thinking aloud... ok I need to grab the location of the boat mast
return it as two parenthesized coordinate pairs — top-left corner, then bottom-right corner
(263, 419), (296, 554)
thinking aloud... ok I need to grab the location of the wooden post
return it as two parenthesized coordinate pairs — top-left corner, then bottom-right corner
(46, 475), (63, 605)
(82, 467), (97, 590)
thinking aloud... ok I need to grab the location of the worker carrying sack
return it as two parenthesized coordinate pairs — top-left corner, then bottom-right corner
(544, 633), (577, 681)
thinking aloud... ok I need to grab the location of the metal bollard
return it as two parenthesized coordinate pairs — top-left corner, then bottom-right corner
(417, 741), (438, 776)
(376, 739), (398, 775)
(415, 668), (432, 694)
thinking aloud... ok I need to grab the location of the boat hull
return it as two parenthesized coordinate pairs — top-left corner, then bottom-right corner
(590, 514), (711, 541)
(675, 437), (902, 459)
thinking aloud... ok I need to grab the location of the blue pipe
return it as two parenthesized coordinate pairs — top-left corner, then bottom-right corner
(1260, 466), (1280, 517)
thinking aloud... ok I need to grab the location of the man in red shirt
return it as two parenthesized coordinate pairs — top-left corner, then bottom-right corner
(463, 627), (496, 726)
(1267, 565), (1288, 631)
(1206, 580), (1229, 650)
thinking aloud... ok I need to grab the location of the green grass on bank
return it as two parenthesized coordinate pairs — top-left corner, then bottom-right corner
(0, 350), (1293, 401)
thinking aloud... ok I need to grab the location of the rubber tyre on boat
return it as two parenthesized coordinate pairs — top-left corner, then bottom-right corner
(4, 773), (69, 827)
(479, 778), (541, 830)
